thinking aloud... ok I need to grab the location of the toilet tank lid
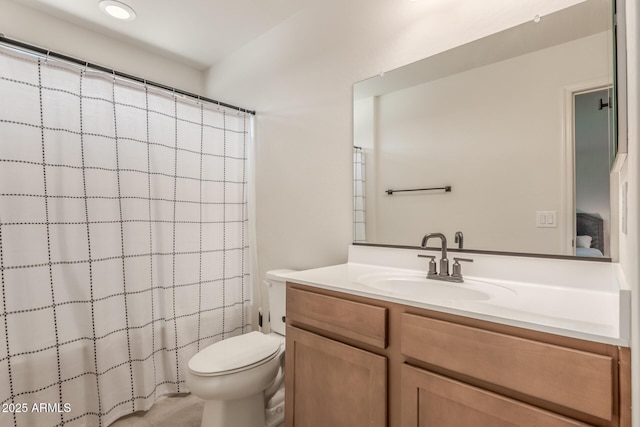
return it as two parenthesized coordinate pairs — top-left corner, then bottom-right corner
(265, 269), (297, 281)
(188, 331), (281, 375)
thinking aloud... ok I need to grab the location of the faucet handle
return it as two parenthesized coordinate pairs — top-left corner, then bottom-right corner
(451, 257), (473, 281)
(418, 254), (437, 275)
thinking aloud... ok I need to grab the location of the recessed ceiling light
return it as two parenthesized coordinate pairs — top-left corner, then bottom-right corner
(99, 0), (136, 21)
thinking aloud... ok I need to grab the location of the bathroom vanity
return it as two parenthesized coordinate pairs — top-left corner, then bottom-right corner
(283, 246), (631, 427)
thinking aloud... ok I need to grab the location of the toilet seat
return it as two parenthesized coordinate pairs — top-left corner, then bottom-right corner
(188, 331), (282, 377)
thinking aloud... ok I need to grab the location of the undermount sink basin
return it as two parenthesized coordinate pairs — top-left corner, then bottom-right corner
(356, 271), (515, 302)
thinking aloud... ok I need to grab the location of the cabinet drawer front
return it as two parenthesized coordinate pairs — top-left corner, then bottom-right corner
(401, 313), (613, 421)
(401, 364), (592, 427)
(287, 285), (387, 348)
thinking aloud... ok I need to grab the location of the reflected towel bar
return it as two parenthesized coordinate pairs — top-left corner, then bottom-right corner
(385, 186), (451, 195)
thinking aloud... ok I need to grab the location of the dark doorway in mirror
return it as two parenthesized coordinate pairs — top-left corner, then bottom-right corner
(572, 87), (613, 257)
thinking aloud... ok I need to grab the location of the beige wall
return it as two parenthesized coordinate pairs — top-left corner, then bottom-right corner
(620, 1), (640, 425)
(204, 0), (588, 281)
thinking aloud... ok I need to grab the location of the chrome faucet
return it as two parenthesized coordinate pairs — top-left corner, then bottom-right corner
(420, 233), (449, 279)
(418, 232), (473, 283)
(454, 231), (464, 249)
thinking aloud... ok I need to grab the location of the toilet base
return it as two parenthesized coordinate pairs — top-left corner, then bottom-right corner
(266, 388), (285, 427)
(200, 392), (265, 427)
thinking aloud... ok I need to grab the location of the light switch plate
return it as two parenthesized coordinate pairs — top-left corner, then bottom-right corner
(536, 211), (557, 228)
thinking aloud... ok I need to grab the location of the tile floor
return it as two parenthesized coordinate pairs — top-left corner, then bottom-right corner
(110, 394), (203, 427)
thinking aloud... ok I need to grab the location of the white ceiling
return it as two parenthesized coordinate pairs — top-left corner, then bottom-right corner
(14, 0), (315, 70)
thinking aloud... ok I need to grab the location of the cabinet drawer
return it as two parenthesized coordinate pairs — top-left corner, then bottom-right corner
(401, 364), (592, 427)
(401, 313), (613, 421)
(287, 285), (387, 348)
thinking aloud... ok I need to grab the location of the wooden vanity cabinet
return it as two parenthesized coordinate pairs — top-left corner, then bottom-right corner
(401, 313), (615, 425)
(285, 282), (631, 427)
(285, 286), (388, 427)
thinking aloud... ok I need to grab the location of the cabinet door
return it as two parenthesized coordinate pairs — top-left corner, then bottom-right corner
(285, 326), (387, 427)
(401, 364), (592, 427)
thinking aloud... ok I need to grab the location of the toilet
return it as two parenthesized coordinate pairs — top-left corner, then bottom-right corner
(185, 269), (295, 427)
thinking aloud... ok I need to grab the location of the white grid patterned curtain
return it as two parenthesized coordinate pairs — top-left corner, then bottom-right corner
(0, 45), (252, 427)
(353, 147), (366, 243)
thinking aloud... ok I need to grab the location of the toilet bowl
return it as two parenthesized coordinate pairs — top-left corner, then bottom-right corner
(185, 331), (284, 427)
(185, 270), (294, 427)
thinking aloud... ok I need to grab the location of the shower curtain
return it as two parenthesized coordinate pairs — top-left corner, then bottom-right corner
(353, 147), (366, 243)
(0, 45), (252, 427)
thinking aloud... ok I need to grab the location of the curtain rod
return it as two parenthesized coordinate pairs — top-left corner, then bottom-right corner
(0, 34), (256, 116)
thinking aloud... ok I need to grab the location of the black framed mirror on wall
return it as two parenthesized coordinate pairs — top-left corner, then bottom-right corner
(353, 0), (627, 260)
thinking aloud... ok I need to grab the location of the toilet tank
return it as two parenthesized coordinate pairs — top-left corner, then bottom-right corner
(265, 269), (296, 336)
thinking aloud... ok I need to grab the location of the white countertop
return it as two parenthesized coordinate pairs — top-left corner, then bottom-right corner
(281, 245), (630, 346)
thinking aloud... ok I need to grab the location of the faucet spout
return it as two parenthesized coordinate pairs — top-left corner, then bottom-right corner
(421, 233), (449, 276)
(454, 231), (464, 249)
(421, 232), (448, 258)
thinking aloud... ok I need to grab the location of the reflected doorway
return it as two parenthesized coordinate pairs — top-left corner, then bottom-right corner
(571, 86), (613, 257)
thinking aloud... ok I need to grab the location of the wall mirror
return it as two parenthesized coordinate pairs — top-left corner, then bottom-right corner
(353, 0), (621, 259)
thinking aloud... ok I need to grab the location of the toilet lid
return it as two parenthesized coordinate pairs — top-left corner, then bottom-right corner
(188, 331), (282, 375)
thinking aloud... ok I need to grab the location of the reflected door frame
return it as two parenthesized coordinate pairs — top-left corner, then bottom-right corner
(563, 78), (613, 256)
